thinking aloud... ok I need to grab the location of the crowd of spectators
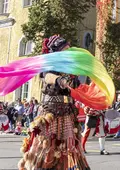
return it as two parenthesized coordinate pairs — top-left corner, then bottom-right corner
(0, 97), (41, 135)
(0, 96), (120, 137)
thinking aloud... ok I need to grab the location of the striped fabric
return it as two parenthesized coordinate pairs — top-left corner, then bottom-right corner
(47, 35), (60, 48)
(84, 106), (102, 116)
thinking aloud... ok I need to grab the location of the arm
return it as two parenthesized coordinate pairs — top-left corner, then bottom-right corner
(44, 73), (59, 84)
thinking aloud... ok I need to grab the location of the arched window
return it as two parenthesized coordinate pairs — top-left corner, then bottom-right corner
(14, 81), (31, 101)
(18, 37), (34, 56)
(83, 32), (93, 50)
(21, 82), (29, 100)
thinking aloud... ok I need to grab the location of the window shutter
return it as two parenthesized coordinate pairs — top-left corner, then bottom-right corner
(21, 82), (29, 100)
(23, 0), (31, 7)
(0, 0), (4, 14)
(25, 41), (32, 55)
(19, 39), (26, 56)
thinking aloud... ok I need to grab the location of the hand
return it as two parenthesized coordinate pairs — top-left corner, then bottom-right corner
(60, 78), (68, 89)
(84, 106), (90, 114)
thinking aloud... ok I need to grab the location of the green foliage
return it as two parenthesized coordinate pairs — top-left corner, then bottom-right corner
(101, 20), (120, 90)
(22, 0), (96, 54)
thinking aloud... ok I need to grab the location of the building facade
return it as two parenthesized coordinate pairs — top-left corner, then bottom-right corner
(78, 7), (96, 55)
(0, 0), (42, 102)
(0, 0), (96, 103)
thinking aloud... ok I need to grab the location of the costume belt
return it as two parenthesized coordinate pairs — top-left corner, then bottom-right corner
(42, 95), (73, 104)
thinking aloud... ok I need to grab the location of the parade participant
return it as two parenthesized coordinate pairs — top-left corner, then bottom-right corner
(0, 102), (9, 132)
(81, 106), (109, 155)
(0, 31), (115, 169)
(18, 35), (90, 170)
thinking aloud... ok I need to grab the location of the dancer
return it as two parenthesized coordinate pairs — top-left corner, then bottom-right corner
(0, 33), (114, 168)
(18, 35), (91, 170)
(81, 106), (109, 155)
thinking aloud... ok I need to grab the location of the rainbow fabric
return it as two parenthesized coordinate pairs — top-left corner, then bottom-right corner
(0, 47), (115, 108)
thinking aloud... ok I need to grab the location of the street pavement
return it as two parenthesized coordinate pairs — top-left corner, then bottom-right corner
(0, 134), (120, 170)
(86, 138), (120, 170)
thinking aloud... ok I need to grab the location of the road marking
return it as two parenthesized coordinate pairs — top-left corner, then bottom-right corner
(86, 150), (99, 153)
(112, 144), (120, 146)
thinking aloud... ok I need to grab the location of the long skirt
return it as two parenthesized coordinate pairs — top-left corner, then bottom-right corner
(18, 103), (90, 170)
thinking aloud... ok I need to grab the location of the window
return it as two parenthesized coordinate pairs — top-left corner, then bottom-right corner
(23, 0), (32, 7)
(18, 37), (34, 56)
(112, 0), (116, 21)
(21, 82), (29, 100)
(0, 0), (9, 14)
(83, 32), (93, 50)
(14, 81), (31, 101)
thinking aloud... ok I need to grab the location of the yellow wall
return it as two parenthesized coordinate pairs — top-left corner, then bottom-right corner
(78, 7), (96, 55)
(0, 0), (41, 102)
(0, 27), (9, 65)
(31, 75), (43, 101)
(116, 0), (120, 23)
(0, 27), (9, 101)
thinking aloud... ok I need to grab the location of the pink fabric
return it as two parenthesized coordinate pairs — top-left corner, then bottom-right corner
(0, 57), (43, 95)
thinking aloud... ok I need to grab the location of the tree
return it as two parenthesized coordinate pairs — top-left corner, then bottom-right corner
(22, 0), (96, 54)
(101, 21), (120, 90)
(96, 0), (120, 90)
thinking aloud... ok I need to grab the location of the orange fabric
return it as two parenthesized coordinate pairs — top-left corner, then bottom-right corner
(71, 82), (109, 110)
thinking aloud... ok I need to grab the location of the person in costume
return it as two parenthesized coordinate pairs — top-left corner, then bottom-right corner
(81, 106), (109, 155)
(18, 35), (91, 170)
(0, 102), (9, 132)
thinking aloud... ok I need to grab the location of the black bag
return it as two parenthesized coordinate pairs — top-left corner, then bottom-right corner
(87, 116), (98, 128)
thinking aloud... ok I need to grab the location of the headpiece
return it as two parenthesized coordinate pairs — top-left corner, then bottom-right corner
(42, 35), (69, 54)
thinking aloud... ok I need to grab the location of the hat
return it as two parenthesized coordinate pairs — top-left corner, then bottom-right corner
(42, 35), (69, 54)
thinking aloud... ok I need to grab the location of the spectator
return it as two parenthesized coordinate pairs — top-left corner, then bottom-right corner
(33, 99), (39, 118)
(22, 98), (27, 104)
(31, 97), (35, 101)
(27, 100), (34, 123)
(3, 102), (9, 110)
(7, 102), (18, 132)
(14, 122), (22, 135)
(113, 96), (120, 139)
(22, 102), (30, 127)
(115, 97), (120, 110)
(15, 99), (24, 123)
(37, 104), (43, 115)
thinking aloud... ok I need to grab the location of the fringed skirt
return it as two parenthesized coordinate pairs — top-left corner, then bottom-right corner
(18, 102), (90, 170)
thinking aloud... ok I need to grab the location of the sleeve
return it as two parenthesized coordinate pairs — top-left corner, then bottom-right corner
(45, 73), (60, 84)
